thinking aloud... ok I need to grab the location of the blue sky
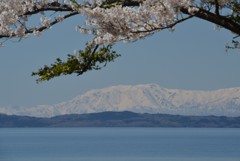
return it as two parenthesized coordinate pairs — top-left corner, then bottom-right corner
(0, 14), (240, 107)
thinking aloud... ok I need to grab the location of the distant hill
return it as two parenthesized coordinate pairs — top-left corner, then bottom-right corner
(1, 111), (240, 127)
(1, 84), (240, 117)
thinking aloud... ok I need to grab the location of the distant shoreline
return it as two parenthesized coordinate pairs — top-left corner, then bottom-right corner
(1, 111), (240, 128)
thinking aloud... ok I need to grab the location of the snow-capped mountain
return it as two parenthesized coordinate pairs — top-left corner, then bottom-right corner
(1, 84), (240, 117)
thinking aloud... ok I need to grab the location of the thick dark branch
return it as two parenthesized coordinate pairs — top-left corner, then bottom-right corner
(24, 3), (74, 16)
(102, 1), (240, 36)
(214, 0), (220, 16)
(121, 0), (141, 7)
(181, 7), (240, 35)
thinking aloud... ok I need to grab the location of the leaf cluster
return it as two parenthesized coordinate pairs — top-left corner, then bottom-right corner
(32, 45), (120, 83)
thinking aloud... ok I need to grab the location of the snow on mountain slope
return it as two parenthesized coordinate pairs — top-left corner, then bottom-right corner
(1, 84), (240, 117)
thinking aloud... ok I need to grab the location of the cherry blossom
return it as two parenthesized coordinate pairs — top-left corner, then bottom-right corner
(0, 0), (239, 81)
(77, 0), (197, 45)
(0, 0), (35, 37)
(0, 0), (238, 46)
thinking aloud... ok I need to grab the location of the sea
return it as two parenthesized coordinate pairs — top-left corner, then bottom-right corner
(0, 128), (239, 161)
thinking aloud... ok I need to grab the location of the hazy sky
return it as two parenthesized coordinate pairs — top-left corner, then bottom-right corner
(0, 14), (240, 107)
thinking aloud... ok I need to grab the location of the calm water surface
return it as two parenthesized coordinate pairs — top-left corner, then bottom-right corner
(0, 128), (239, 161)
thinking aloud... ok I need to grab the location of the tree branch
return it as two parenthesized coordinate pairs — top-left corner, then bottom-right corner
(131, 15), (194, 34)
(180, 7), (240, 35)
(34, 11), (79, 32)
(214, 0), (220, 16)
(24, 3), (74, 16)
(121, 0), (141, 7)
(102, 1), (240, 36)
(32, 45), (120, 82)
(77, 44), (100, 76)
(0, 11), (79, 39)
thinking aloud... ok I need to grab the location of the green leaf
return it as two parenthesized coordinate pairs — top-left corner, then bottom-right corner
(32, 44), (120, 83)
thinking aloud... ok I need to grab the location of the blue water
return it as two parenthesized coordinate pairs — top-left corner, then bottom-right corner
(0, 128), (240, 161)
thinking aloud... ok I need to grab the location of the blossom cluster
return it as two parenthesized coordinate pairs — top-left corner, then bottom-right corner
(0, 0), (198, 44)
(0, 0), (34, 37)
(0, 0), (70, 38)
(0, 0), (234, 46)
(77, 0), (195, 45)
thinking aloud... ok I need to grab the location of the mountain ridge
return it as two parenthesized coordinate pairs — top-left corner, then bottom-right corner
(1, 84), (240, 117)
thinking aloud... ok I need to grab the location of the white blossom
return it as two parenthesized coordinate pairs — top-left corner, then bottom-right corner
(40, 17), (51, 28)
(0, 0), (35, 36)
(0, 0), (235, 47)
(79, 0), (194, 45)
(0, 0), (69, 39)
(14, 25), (26, 37)
(57, 16), (65, 22)
(188, 7), (199, 15)
(33, 30), (41, 36)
